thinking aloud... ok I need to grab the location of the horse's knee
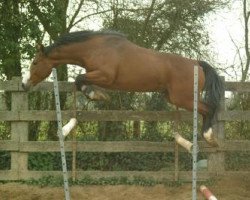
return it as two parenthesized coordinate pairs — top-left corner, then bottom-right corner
(75, 75), (83, 91)
(75, 74), (90, 91)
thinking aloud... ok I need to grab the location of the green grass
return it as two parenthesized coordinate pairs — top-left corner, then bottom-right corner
(19, 175), (191, 187)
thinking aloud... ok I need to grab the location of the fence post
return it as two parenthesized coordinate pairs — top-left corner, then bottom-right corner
(10, 77), (29, 180)
(208, 77), (225, 173)
(0, 92), (7, 111)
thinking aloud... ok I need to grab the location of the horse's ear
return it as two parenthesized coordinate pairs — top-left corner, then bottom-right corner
(36, 43), (45, 54)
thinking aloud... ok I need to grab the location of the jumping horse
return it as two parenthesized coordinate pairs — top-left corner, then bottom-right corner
(22, 30), (223, 146)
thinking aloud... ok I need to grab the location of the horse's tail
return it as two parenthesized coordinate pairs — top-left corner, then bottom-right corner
(198, 60), (224, 132)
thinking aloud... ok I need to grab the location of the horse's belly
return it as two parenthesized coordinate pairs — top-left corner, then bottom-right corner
(109, 75), (164, 92)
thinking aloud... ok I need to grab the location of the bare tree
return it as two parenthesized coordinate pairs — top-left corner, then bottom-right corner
(228, 0), (250, 139)
(242, 0), (250, 82)
(230, 0), (250, 82)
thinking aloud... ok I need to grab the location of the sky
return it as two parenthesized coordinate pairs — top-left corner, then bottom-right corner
(205, 1), (245, 80)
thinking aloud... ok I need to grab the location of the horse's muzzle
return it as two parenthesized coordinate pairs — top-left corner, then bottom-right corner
(22, 71), (31, 91)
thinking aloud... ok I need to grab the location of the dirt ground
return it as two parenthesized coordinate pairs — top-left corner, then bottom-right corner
(0, 175), (249, 200)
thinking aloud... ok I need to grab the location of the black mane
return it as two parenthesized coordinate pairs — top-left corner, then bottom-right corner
(44, 30), (125, 55)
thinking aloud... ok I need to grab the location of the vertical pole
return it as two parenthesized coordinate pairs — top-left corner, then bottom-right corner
(72, 86), (77, 182)
(192, 65), (199, 200)
(11, 77), (29, 180)
(174, 107), (180, 181)
(174, 138), (179, 181)
(52, 68), (71, 200)
(72, 132), (77, 182)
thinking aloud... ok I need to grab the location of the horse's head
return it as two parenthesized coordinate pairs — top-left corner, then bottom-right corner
(22, 44), (53, 91)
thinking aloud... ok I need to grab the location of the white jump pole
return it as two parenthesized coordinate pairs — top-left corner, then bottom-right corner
(200, 185), (218, 200)
(192, 65), (199, 200)
(62, 118), (77, 138)
(174, 133), (193, 153)
(52, 68), (71, 200)
(200, 185), (217, 200)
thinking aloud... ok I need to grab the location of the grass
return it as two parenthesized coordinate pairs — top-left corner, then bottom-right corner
(17, 175), (193, 187)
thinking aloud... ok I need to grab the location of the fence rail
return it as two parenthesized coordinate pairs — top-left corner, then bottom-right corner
(1, 140), (250, 153)
(1, 110), (250, 121)
(0, 77), (250, 181)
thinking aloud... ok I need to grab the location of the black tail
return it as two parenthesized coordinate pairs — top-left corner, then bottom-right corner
(198, 61), (224, 132)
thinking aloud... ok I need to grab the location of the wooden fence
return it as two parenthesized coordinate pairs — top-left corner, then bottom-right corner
(0, 77), (250, 181)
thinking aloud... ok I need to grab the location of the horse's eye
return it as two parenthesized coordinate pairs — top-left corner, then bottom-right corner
(33, 61), (37, 65)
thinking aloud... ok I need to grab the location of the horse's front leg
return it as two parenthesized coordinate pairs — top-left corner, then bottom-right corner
(76, 69), (115, 86)
(75, 73), (110, 101)
(83, 85), (110, 101)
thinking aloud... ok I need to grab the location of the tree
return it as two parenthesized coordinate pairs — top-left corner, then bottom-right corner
(227, 0), (250, 139)
(102, 0), (226, 56)
(241, 0), (250, 82)
(0, 0), (21, 81)
(0, 0), (42, 111)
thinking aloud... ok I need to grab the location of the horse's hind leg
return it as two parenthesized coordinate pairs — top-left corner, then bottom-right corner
(198, 101), (219, 147)
(165, 85), (218, 146)
(167, 92), (218, 146)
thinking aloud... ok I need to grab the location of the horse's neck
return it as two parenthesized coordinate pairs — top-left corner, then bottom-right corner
(49, 45), (84, 67)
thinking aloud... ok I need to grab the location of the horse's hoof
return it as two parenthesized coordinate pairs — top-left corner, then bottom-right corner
(87, 91), (96, 100)
(81, 85), (87, 91)
(86, 90), (110, 101)
(94, 90), (110, 101)
(206, 138), (219, 147)
(203, 128), (219, 147)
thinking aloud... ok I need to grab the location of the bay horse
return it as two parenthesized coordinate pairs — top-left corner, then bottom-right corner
(22, 30), (223, 146)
